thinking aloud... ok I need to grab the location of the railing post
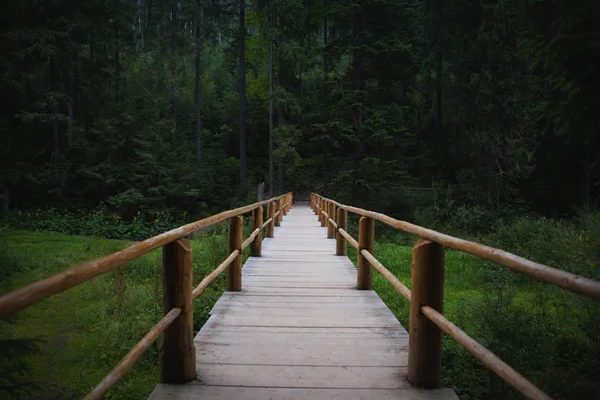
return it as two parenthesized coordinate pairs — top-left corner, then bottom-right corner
(267, 201), (275, 238)
(160, 239), (196, 383)
(408, 239), (445, 388)
(336, 208), (347, 256)
(317, 197), (322, 222)
(251, 206), (263, 257)
(320, 199), (327, 227)
(227, 216), (243, 291)
(327, 202), (336, 239)
(275, 198), (281, 227)
(357, 217), (374, 290)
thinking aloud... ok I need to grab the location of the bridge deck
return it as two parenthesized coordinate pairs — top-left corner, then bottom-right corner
(149, 204), (457, 399)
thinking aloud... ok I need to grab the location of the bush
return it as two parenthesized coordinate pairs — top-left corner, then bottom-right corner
(2, 205), (191, 241)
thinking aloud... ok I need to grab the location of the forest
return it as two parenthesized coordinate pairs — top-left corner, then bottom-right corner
(1, 0), (600, 399)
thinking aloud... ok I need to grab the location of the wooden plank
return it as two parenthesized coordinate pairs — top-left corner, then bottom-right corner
(205, 314), (402, 328)
(149, 385), (459, 400)
(195, 364), (409, 388)
(195, 332), (408, 345)
(195, 343), (408, 366)
(197, 328), (407, 339)
(209, 307), (397, 317)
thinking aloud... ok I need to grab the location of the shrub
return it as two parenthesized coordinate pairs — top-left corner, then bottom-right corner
(2, 206), (190, 241)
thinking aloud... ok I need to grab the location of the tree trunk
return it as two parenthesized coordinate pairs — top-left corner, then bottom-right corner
(66, 51), (74, 147)
(268, 5), (274, 197)
(278, 111), (284, 194)
(114, 0), (120, 104)
(195, 4), (202, 170)
(171, 2), (179, 123)
(351, 8), (364, 205)
(50, 52), (59, 169)
(432, 0), (443, 179)
(239, 0), (247, 189)
(322, 1), (328, 194)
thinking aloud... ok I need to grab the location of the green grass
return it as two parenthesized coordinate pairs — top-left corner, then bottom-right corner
(2, 227), (599, 400)
(348, 239), (600, 400)
(0, 228), (232, 400)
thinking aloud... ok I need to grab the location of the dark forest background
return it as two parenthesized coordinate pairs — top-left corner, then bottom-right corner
(1, 0), (599, 223)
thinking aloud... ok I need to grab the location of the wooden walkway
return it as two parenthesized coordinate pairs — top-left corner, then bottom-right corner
(149, 204), (457, 399)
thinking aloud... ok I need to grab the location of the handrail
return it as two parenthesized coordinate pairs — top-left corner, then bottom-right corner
(85, 307), (182, 400)
(360, 249), (411, 302)
(315, 194), (600, 301)
(0, 193), (292, 319)
(338, 228), (358, 249)
(420, 306), (550, 400)
(311, 192), (599, 400)
(242, 228), (261, 249)
(1, 192), (293, 400)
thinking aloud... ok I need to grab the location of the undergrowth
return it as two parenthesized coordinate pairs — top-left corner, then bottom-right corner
(0, 228), (233, 400)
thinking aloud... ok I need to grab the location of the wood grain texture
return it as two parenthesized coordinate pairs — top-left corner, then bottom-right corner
(160, 239), (196, 383)
(336, 207), (347, 256)
(148, 204), (456, 399)
(250, 206), (263, 256)
(227, 216), (243, 291)
(149, 386), (459, 400)
(357, 217), (375, 290)
(408, 239), (444, 388)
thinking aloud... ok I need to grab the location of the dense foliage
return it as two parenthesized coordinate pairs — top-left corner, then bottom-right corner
(1, 0), (599, 218)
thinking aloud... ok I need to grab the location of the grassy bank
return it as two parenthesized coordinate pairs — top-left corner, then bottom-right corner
(2, 220), (600, 400)
(348, 240), (600, 400)
(0, 229), (230, 400)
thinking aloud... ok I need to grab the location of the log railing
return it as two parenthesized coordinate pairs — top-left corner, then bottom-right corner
(311, 193), (600, 400)
(0, 193), (293, 400)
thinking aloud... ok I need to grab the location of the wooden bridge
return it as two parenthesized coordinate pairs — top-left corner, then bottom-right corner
(1, 193), (600, 399)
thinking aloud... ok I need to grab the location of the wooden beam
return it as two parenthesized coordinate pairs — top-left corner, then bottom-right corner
(251, 206), (263, 257)
(420, 306), (551, 400)
(160, 239), (196, 383)
(408, 239), (444, 388)
(336, 208), (347, 256)
(327, 202), (336, 239)
(228, 216), (243, 291)
(357, 217), (374, 290)
(275, 199), (281, 227)
(267, 202), (275, 238)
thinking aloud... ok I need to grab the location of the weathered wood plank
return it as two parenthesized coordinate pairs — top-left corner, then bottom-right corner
(195, 342), (408, 366)
(149, 385), (459, 400)
(195, 364), (410, 388)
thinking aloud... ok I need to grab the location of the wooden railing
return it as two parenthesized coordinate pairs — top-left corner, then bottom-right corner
(311, 193), (600, 400)
(0, 193), (294, 400)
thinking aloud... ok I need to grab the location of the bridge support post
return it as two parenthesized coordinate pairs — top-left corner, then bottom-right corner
(275, 199), (281, 227)
(227, 216), (243, 291)
(336, 208), (347, 256)
(160, 239), (196, 383)
(408, 239), (445, 388)
(327, 202), (336, 239)
(320, 199), (327, 227)
(251, 206), (263, 257)
(357, 217), (374, 290)
(267, 201), (275, 238)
